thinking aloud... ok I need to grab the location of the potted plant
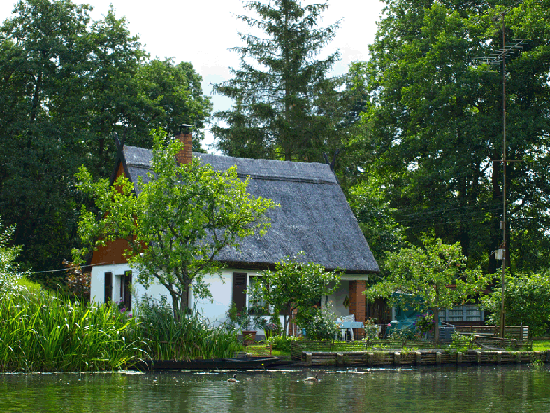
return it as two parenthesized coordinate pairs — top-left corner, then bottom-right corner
(264, 309), (282, 339)
(227, 303), (258, 345)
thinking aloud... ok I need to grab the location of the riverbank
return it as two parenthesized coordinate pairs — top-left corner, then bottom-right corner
(298, 349), (550, 367)
(132, 349), (550, 371)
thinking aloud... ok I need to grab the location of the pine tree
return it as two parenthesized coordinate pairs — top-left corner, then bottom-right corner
(213, 0), (340, 162)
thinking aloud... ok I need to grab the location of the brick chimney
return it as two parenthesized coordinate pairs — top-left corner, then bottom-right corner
(175, 124), (192, 165)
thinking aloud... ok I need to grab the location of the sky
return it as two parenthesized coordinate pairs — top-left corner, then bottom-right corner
(0, 0), (386, 149)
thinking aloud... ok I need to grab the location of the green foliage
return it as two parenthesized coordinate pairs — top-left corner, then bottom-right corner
(213, 0), (344, 162)
(0, 218), (30, 298)
(367, 236), (487, 342)
(389, 327), (416, 342)
(225, 302), (265, 331)
(348, 182), (405, 267)
(134, 59), (212, 143)
(137, 295), (242, 360)
(248, 254), (341, 336)
(351, 0), (550, 272)
(451, 332), (476, 352)
(0, 1), (212, 278)
(481, 271), (550, 337)
(75, 129), (277, 315)
(414, 313), (434, 334)
(0, 292), (145, 372)
(299, 304), (339, 341)
(363, 318), (380, 343)
(267, 334), (301, 353)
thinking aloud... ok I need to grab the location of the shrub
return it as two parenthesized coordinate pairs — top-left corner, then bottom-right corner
(363, 318), (380, 343)
(481, 271), (550, 337)
(299, 304), (339, 341)
(137, 295), (242, 360)
(450, 331), (475, 351)
(267, 335), (300, 352)
(414, 313), (434, 334)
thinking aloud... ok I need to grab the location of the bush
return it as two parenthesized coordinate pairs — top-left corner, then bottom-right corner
(363, 318), (380, 343)
(137, 295), (242, 360)
(390, 327), (416, 341)
(267, 335), (300, 352)
(450, 331), (476, 351)
(298, 304), (339, 340)
(481, 272), (550, 337)
(414, 313), (434, 334)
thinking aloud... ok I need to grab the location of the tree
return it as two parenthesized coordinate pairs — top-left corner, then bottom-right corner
(0, 218), (29, 297)
(481, 271), (550, 338)
(366, 236), (486, 343)
(213, 0), (341, 162)
(0, 0), (95, 278)
(74, 130), (277, 317)
(0, 1), (212, 278)
(348, 182), (405, 267)
(352, 0), (550, 272)
(133, 59), (212, 148)
(248, 254), (340, 336)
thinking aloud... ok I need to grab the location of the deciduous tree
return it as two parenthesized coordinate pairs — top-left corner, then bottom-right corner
(352, 0), (550, 272)
(74, 130), (277, 317)
(248, 254), (340, 336)
(0, 0), (212, 279)
(366, 236), (486, 343)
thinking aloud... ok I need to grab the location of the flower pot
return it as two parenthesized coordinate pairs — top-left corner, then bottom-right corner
(242, 330), (257, 346)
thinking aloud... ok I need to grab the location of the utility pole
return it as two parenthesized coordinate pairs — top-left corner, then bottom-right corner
(475, 13), (525, 338)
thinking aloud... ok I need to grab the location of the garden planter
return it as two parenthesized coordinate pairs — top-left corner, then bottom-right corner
(242, 330), (257, 346)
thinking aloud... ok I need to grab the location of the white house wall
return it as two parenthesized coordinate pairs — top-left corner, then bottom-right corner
(328, 280), (350, 317)
(91, 265), (261, 325)
(91, 265), (368, 333)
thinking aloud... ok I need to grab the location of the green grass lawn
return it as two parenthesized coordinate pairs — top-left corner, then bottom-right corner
(244, 342), (291, 359)
(245, 338), (549, 359)
(532, 340), (550, 351)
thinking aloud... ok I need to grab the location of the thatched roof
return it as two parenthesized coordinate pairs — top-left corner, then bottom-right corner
(119, 146), (379, 274)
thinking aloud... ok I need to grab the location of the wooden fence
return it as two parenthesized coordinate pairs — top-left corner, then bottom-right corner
(454, 325), (529, 340)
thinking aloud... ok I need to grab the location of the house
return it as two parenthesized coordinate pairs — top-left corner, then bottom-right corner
(89, 130), (379, 335)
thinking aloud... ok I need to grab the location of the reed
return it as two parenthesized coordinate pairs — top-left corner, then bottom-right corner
(137, 296), (242, 361)
(0, 292), (147, 372)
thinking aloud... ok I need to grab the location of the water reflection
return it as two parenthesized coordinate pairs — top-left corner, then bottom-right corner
(1, 366), (549, 412)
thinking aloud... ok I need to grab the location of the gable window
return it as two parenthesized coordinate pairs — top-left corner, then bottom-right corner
(104, 272), (113, 304)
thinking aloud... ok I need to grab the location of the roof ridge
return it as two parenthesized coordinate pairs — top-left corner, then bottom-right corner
(239, 173), (336, 185)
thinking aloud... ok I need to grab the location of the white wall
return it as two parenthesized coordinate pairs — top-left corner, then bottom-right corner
(91, 266), (368, 333)
(91, 265), (261, 326)
(328, 280), (350, 318)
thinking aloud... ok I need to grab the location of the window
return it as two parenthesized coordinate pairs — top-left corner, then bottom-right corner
(123, 271), (132, 311)
(104, 272), (113, 303)
(232, 272), (247, 311)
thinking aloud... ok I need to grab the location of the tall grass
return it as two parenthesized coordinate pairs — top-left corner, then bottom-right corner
(0, 292), (147, 372)
(137, 296), (242, 361)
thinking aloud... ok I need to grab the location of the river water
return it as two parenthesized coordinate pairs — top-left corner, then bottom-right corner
(1, 365), (549, 412)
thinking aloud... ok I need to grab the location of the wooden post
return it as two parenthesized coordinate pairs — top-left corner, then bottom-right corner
(394, 352), (401, 365)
